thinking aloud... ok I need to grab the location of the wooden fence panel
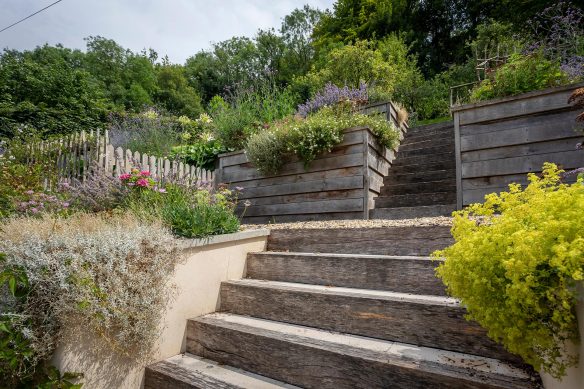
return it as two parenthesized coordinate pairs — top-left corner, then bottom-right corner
(22, 129), (213, 188)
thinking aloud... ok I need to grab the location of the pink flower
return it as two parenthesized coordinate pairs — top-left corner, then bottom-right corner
(30, 208), (38, 213)
(158, 188), (167, 193)
(140, 171), (151, 177)
(119, 173), (131, 181)
(62, 202), (69, 208)
(25, 190), (34, 195)
(136, 178), (149, 187)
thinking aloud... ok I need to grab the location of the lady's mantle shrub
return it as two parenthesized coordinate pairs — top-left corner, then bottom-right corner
(0, 214), (179, 383)
(434, 163), (584, 378)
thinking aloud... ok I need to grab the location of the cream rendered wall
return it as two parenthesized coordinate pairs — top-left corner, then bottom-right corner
(51, 229), (269, 389)
(540, 284), (584, 389)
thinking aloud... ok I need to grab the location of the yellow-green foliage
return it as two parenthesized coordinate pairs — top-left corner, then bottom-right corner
(434, 163), (584, 378)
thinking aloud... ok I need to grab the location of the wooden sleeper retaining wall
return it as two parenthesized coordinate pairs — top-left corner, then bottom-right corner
(452, 83), (584, 207)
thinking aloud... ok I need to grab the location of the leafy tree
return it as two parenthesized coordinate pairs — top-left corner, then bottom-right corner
(0, 46), (107, 137)
(155, 64), (203, 118)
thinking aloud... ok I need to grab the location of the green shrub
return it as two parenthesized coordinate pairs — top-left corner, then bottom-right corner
(209, 79), (297, 151)
(0, 215), (179, 386)
(470, 53), (569, 102)
(245, 104), (400, 173)
(129, 184), (240, 238)
(170, 138), (225, 171)
(245, 129), (289, 175)
(434, 163), (584, 378)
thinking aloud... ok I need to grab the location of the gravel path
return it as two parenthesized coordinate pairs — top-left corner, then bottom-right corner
(243, 216), (453, 230)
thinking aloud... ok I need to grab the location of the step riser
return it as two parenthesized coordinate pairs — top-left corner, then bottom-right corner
(383, 169), (456, 184)
(186, 319), (512, 389)
(397, 146), (456, 159)
(219, 283), (517, 363)
(266, 226), (454, 256)
(370, 205), (456, 219)
(374, 192), (457, 208)
(380, 181), (456, 196)
(246, 253), (447, 295)
(392, 152), (455, 167)
(390, 161), (456, 174)
(407, 122), (454, 135)
(399, 138), (454, 152)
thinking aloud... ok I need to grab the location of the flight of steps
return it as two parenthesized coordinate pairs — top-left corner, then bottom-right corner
(371, 121), (457, 219)
(145, 226), (541, 389)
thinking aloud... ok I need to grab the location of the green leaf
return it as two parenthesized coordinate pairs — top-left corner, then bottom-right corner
(8, 277), (16, 296)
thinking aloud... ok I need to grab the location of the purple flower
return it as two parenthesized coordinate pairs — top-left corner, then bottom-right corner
(30, 208), (38, 213)
(62, 202), (70, 208)
(25, 190), (34, 195)
(297, 83), (369, 118)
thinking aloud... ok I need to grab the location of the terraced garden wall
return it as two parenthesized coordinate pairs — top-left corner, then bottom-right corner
(452, 83), (584, 207)
(215, 102), (408, 223)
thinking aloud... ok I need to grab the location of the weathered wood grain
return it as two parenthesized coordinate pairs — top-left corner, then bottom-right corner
(145, 354), (297, 389)
(454, 83), (582, 125)
(237, 175), (364, 199)
(187, 314), (539, 389)
(238, 197), (363, 217)
(241, 212), (364, 224)
(461, 149), (583, 178)
(459, 109), (580, 137)
(222, 152), (364, 182)
(461, 136), (583, 163)
(230, 166), (363, 190)
(245, 251), (446, 295)
(266, 226), (454, 256)
(219, 280), (518, 363)
(460, 117), (581, 152)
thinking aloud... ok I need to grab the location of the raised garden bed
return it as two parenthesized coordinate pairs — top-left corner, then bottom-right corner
(216, 123), (407, 223)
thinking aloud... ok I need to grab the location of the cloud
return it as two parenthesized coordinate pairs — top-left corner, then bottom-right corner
(0, 0), (334, 63)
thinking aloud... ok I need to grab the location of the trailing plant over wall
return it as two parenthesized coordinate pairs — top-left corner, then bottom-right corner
(434, 163), (584, 379)
(245, 103), (399, 174)
(0, 215), (180, 385)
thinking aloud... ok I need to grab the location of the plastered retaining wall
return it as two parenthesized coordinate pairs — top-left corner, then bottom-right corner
(50, 229), (269, 389)
(451, 82), (584, 208)
(540, 284), (584, 389)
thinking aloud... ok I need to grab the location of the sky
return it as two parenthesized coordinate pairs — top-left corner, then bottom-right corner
(0, 0), (335, 63)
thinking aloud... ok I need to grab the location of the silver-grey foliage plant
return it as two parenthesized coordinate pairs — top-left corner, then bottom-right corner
(0, 214), (180, 373)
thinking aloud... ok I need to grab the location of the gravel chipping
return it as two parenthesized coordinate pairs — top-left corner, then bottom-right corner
(243, 216), (453, 230)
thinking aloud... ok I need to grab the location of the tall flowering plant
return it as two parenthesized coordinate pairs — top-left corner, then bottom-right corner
(119, 168), (165, 192)
(297, 83), (369, 118)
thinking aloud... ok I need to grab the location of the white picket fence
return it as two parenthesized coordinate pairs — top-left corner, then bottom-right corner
(26, 129), (214, 187)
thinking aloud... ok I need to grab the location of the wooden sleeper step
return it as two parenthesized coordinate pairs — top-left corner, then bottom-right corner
(145, 353), (299, 389)
(379, 179), (456, 196)
(219, 279), (518, 363)
(187, 313), (541, 389)
(374, 192), (457, 208)
(266, 226), (454, 256)
(370, 204), (457, 220)
(246, 252), (447, 295)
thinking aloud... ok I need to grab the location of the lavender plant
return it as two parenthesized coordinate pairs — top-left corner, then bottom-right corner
(297, 82), (368, 117)
(61, 163), (130, 213)
(526, 2), (584, 79)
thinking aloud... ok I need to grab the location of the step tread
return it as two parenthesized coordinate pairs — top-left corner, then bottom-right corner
(226, 279), (457, 306)
(145, 353), (299, 389)
(221, 279), (517, 362)
(189, 313), (538, 389)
